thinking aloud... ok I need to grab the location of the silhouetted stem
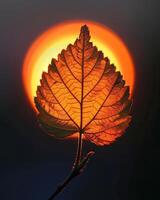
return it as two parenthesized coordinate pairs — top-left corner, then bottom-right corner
(48, 169), (79, 200)
(48, 132), (94, 200)
(74, 132), (83, 167)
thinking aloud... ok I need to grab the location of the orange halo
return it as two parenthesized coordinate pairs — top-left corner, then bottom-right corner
(22, 20), (135, 112)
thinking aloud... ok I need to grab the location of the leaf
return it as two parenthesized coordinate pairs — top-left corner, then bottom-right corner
(35, 25), (132, 146)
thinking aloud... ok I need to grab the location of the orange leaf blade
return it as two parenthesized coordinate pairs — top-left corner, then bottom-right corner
(35, 25), (132, 144)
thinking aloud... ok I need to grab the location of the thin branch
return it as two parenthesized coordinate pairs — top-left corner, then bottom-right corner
(48, 132), (94, 200)
(48, 168), (80, 200)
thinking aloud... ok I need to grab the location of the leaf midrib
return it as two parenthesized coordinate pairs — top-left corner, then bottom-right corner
(80, 32), (85, 132)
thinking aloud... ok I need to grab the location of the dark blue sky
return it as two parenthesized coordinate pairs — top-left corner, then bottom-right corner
(0, 0), (160, 200)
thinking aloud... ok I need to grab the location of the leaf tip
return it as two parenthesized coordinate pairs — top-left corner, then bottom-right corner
(79, 24), (90, 40)
(81, 24), (89, 32)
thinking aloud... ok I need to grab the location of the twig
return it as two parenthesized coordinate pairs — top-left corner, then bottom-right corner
(48, 132), (95, 200)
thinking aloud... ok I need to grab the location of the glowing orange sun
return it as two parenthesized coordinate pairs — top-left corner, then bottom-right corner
(22, 20), (135, 111)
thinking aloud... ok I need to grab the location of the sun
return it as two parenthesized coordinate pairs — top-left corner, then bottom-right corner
(22, 20), (135, 111)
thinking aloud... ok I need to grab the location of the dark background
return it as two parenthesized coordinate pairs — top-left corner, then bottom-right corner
(0, 0), (160, 199)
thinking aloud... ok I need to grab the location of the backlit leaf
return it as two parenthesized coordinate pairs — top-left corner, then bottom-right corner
(35, 25), (132, 146)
